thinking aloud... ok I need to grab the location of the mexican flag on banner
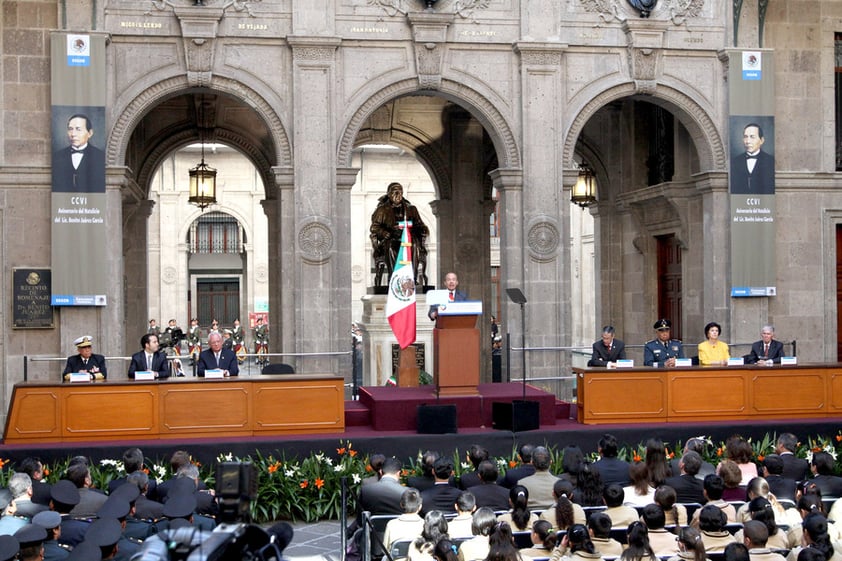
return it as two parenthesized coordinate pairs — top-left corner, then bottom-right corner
(386, 221), (416, 349)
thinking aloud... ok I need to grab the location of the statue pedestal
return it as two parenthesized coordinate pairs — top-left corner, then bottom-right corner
(361, 294), (435, 387)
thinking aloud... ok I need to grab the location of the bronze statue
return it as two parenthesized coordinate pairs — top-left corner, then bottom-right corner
(370, 182), (429, 288)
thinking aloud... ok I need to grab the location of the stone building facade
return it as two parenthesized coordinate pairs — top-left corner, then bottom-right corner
(1, 0), (842, 418)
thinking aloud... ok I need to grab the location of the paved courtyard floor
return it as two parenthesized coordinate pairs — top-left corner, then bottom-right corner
(284, 519), (343, 561)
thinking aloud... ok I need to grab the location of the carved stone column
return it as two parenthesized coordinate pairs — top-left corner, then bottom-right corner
(263, 166), (294, 361)
(121, 188), (154, 359)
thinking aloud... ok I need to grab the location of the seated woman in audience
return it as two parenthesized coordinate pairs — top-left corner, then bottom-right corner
(409, 510), (449, 561)
(797, 548), (831, 561)
(499, 485), (539, 532)
(458, 507), (496, 561)
(733, 497), (789, 550)
(786, 491), (842, 549)
(559, 446), (586, 489)
(719, 460), (747, 502)
(645, 438), (670, 488)
(588, 512), (624, 558)
(718, 435), (758, 487)
(698, 504), (737, 553)
(667, 526), (710, 561)
(698, 322), (730, 366)
(486, 521), (527, 561)
(434, 539), (460, 561)
(520, 520), (557, 559)
(385, 488), (425, 548)
(572, 462), (604, 507)
(786, 512), (841, 561)
(655, 484), (688, 527)
(737, 477), (789, 526)
(620, 521), (658, 561)
(623, 461), (656, 507)
(540, 480), (582, 531)
(551, 523), (603, 561)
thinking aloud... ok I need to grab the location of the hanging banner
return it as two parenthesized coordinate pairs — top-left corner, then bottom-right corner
(50, 32), (108, 306)
(729, 50), (776, 297)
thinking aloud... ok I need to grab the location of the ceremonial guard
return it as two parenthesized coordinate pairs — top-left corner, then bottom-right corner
(254, 317), (269, 366)
(186, 318), (201, 365)
(643, 318), (685, 367)
(162, 318), (184, 356)
(232, 318), (246, 363)
(147, 319), (160, 337)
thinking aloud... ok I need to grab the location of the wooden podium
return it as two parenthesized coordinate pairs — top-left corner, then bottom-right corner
(434, 310), (481, 396)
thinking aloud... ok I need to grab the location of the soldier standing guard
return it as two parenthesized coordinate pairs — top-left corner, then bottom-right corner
(147, 319), (160, 337)
(643, 318), (685, 367)
(254, 317), (269, 366)
(232, 318), (246, 364)
(187, 318), (201, 365)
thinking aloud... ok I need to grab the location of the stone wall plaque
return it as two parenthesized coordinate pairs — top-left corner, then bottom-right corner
(13, 268), (54, 328)
(391, 342), (425, 376)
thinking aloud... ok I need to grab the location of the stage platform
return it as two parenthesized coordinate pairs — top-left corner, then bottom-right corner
(1, 392), (840, 469)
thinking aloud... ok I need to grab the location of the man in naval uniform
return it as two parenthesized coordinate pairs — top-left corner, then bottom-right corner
(62, 336), (107, 380)
(643, 318), (684, 367)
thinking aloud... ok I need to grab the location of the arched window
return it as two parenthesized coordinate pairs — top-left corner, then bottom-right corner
(189, 211), (243, 254)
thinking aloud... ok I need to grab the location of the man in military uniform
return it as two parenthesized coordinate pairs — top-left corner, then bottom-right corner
(147, 319), (160, 337)
(231, 318), (246, 363)
(644, 318), (684, 367)
(62, 336), (107, 380)
(254, 317), (269, 366)
(186, 318), (201, 365)
(162, 318), (184, 356)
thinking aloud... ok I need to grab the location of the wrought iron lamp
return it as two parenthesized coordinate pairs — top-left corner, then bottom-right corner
(571, 162), (597, 209)
(188, 95), (217, 211)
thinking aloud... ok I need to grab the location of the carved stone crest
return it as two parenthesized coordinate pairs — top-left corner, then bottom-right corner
(527, 220), (560, 262)
(298, 220), (334, 264)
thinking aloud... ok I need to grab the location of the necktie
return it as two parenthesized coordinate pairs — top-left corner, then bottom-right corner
(83, 359), (88, 366)
(763, 343), (769, 357)
(449, 291), (454, 302)
(147, 354), (152, 370)
(215, 353), (220, 367)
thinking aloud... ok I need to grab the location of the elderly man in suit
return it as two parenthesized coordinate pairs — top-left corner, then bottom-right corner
(746, 325), (785, 365)
(127, 333), (170, 379)
(730, 123), (775, 195)
(62, 335), (107, 380)
(774, 433), (809, 481)
(587, 326), (627, 367)
(197, 332), (239, 377)
(428, 272), (468, 320)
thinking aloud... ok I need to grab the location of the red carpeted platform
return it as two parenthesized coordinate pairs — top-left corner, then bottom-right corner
(358, 383), (557, 431)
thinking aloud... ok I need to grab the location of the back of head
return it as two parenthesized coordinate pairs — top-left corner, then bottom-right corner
(472, 507), (497, 537)
(434, 539), (459, 561)
(746, 477), (770, 499)
(66, 463), (89, 488)
(654, 485), (677, 510)
(625, 521), (651, 552)
(762, 454), (784, 476)
(599, 434), (620, 458)
(421, 451), (441, 476)
(718, 460), (743, 488)
(533, 520), (556, 549)
(642, 504), (665, 530)
(802, 512), (829, 543)
(123, 447), (144, 473)
(519, 444), (536, 464)
(588, 512), (612, 538)
(743, 519), (769, 547)
(699, 504), (727, 532)
(685, 438), (708, 456)
(725, 435), (753, 464)
(368, 453), (386, 473)
(812, 452), (834, 475)
(478, 460), (498, 483)
(468, 445), (489, 468)
(561, 445), (584, 474)
(400, 488), (422, 514)
(681, 451), (702, 476)
(553, 478), (574, 499)
(19, 457), (42, 479)
(127, 470), (149, 492)
(777, 433), (798, 454)
(724, 543), (750, 561)
(532, 447), (551, 471)
(382, 457), (403, 476)
(433, 457), (454, 481)
(748, 497), (776, 535)
(797, 547), (829, 561)
(703, 474), (725, 500)
(456, 491), (476, 513)
(170, 450), (191, 471)
(510, 485), (529, 509)
(604, 484), (625, 507)
(567, 524), (596, 554)
(422, 510), (449, 543)
(8, 473), (32, 499)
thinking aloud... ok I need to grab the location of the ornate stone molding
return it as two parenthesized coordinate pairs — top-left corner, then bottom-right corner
(514, 42), (565, 67)
(288, 37), (341, 66)
(664, 0), (704, 27)
(162, 266), (178, 284)
(367, 0), (492, 21)
(148, 0), (261, 17)
(172, 6), (223, 87)
(526, 218), (560, 263)
(408, 12), (454, 90)
(580, 0), (626, 24)
(298, 219), (334, 264)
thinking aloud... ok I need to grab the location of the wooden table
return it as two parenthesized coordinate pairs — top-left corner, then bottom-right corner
(574, 364), (842, 424)
(3, 375), (345, 443)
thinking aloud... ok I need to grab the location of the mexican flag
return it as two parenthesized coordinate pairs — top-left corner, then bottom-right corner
(386, 221), (416, 349)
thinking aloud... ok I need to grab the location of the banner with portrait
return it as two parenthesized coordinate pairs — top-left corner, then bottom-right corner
(729, 50), (777, 297)
(50, 32), (108, 306)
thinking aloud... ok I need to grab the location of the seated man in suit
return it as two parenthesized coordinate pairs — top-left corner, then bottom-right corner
(775, 433), (810, 482)
(664, 450), (706, 504)
(745, 325), (785, 365)
(62, 335), (107, 380)
(587, 326), (627, 367)
(197, 332), (239, 377)
(127, 333), (170, 379)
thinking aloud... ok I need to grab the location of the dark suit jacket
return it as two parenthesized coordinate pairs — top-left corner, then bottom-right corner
(498, 465), (536, 488)
(779, 453), (810, 482)
(668, 458), (715, 480)
(766, 475), (797, 501)
(420, 483), (462, 515)
(469, 482), (511, 511)
(406, 474), (436, 492)
(664, 474), (705, 504)
(197, 348), (239, 377)
(13, 497), (47, 519)
(809, 474), (842, 498)
(31, 481), (52, 506)
(127, 350), (170, 379)
(730, 150), (775, 194)
(428, 289), (468, 320)
(52, 144), (106, 193)
(358, 476), (405, 516)
(62, 354), (108, 379)
(587, 340), (627, 367)
(745, 340), (785, 364)
(459, 471), (482, 490)
(593, 457), (631, 487)
(108, 475), (158, 502)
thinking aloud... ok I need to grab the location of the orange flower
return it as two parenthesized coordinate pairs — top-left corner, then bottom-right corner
(509, 460), (517, 468)
(401, 469), (410, 476)
(668, 452), (675, 459)
(337, 447), (346, 455)
(813, 446), (822, 453)
(142, 468), (150, 475)
(365, 465), (373, 472)
(268, 463), (280, 474)
(315, 478), (325, 489)
(0, 459), (7, 469)
(633, 453), (641, 462)
(757, 455), (765, 462)
(43, 467), (50, 476)
(836, 435), (842, 442)
(300, 480), (309, 488)
(349, 450), (357, 457)
(716, 448), (723, 457)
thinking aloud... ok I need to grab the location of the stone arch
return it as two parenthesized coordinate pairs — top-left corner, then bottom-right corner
(337, 78), (520, 172)
(563, 82), (726, 173)
(107, 75), (292, 194)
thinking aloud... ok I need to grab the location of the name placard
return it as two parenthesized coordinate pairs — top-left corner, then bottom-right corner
(674, 358), (693, 367)
(69, 372), (91, 383)
(615, 359), (635, 368)
(204, 369), (225, 379)
(134, 371), (155, 381)
(781, 356), (797, 365)
(727, 357), (745, 366)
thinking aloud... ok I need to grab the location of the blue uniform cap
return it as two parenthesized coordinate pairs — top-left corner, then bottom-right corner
(32, 510), (61, 529)
(50, 480), (81, 506)
(110, 481), (140, 503)
(162, 492), (197, 519)
(84, 517), (122, 547)
(13, 524), (47, 547)
(67, 541), (102, 561)
(653, 318), (671, 330)
(97, 496), (130, 520)
(0, 535), (18, 561)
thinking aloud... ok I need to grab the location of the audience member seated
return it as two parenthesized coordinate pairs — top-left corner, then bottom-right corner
(14, 525), (49, 561)
(126, 471), (164, 521)
(719, 460), (748, 502)
(470, 461), (511, 512)
(603, 484), (638, 527)
(435, 539), (460, 561)
(588, 512), (623, 557)
(719, 436), (758, 487)
(785, 512), (840, 561)
(50, 480), (86, 548)
(594, 434), (631, 487)
(65, 461), (107, 517)
(18, 458), (51, 507)
(457, 507), (496, 561)
(519, 447), (559, 509)
(410, 451), (445, 493)
(762, 455), (798, 503)
(666, 526), (709, 561)
(645, 438), (671, 489)
(786, 493), (839, 550)
(31, 511), (66, 561)
(95, 495), (141, 560)
(520, 520), (557, 559)
(500, 445), (537, 489)
(776, 435), (810, 483)
(573, 462), (604, 507)
(737, 478), (790, 526)
(107, 447), (158, 501)
(384, 488), (424, 549)
(558, 446), (586, 490)
(655, 485), (688, 527)
(665, 451), (706, 504)
(484, 521), (524, 561)
(7, 473), (47, 519)
(359, 457), (406, 517)
(624, 462), (656, 507)
(409, 511), (449, 561)
(807, 452), (842, 499)
(699, 504), (737, 553)
(641, 504), (678, 557)
(690, 475), (737, 528)
(498, 485), (538, 532)
(460, 446), (490, 490)
(620, 521), (658, 561)
(421, 458), (462, 516)
(733, 498), (788, 551)
(362, 453), (387, 488)
(669, 438), (717, 481)
(0, 491), (27, 536)
(156, 450), (207, 503)
(724, 542), (751, 561)
(541, 479), (587, 529)
(554, 522), (604, 561)
(448, 492), (477, 538)
(169, 465), (217, 518)
(794, 547), (829, 561)
(742, 519), (786, 561)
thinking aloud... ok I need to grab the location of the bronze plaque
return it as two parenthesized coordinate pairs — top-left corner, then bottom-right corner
(13, 268), (54, 328)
